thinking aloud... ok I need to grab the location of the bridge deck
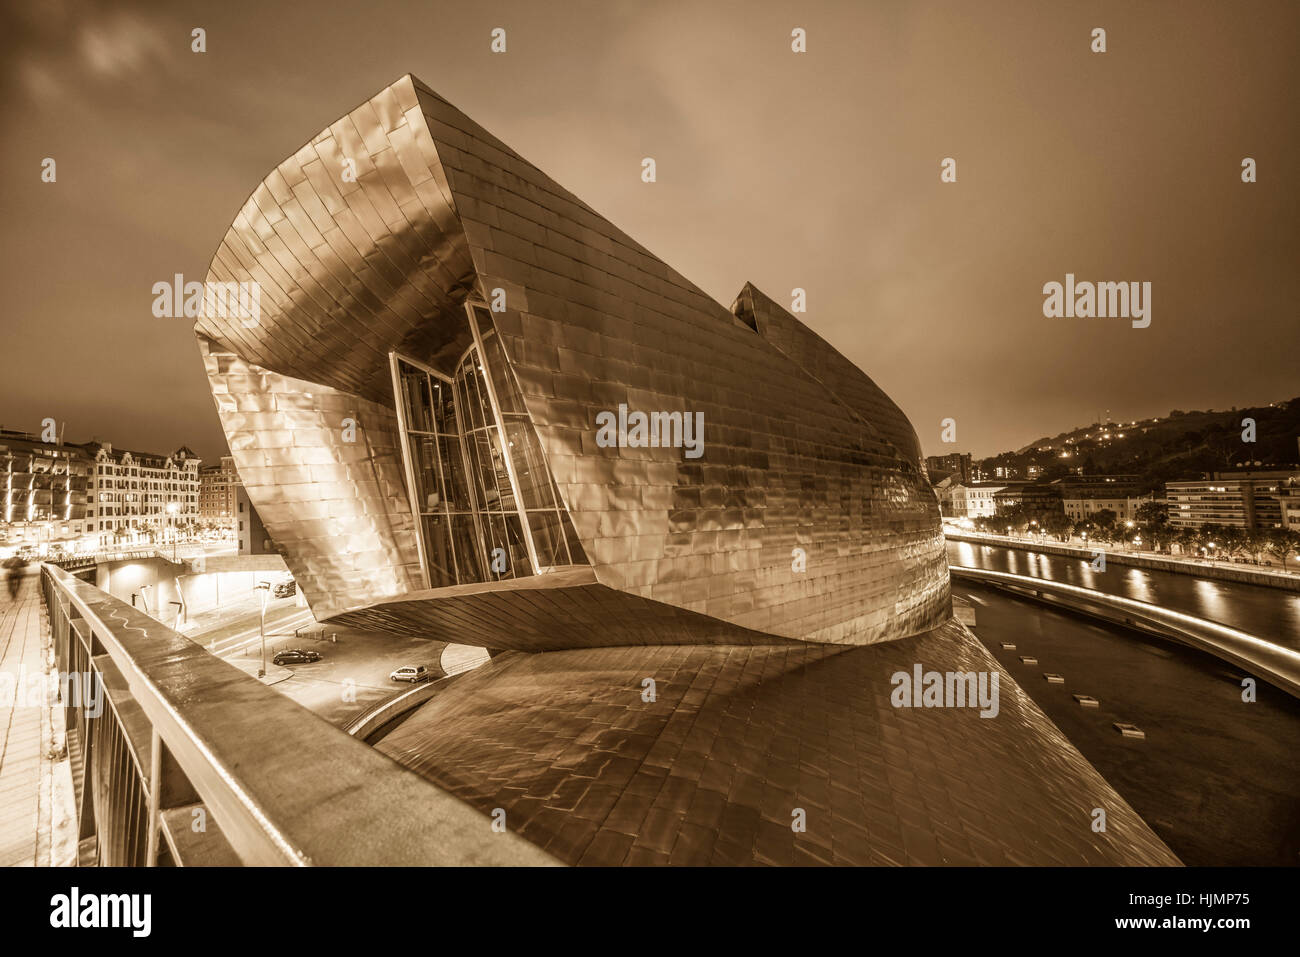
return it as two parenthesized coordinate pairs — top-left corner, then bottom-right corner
(0, 572), (68, 866)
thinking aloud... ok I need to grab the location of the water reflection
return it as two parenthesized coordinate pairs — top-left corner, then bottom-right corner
(1193, 578), (1227, 622)
(1124, 567), (1153, 603)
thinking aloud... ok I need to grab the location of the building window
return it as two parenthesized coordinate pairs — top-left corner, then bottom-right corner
(391, 302), (587, 590)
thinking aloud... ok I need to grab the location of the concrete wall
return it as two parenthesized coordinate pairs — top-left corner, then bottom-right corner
(94, 557), (292, 623)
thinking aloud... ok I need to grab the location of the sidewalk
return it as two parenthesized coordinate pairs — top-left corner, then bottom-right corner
(0, 571), (76, 866)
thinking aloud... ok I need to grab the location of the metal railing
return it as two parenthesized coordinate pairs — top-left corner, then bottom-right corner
(949, 565), (1300, 699)
(40, 563), (558, 866)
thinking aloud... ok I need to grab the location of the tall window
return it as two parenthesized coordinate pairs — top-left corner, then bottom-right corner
(392, 302), (585, 589)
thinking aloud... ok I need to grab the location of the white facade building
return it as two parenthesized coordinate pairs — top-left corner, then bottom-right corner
(85, 443), (201, 547)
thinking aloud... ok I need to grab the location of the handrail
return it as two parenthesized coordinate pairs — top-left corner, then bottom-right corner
(949, 565), (1300, 699)
(40, 563), (558, 866)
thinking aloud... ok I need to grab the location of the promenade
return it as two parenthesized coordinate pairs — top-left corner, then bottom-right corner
(0, 570), (75, 866)
(945, 529), (1300, 592)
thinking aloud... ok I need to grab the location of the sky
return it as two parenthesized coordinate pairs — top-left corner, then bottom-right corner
(1, 0), (1296, 462)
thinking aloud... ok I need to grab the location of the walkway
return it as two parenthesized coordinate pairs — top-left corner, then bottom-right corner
(0, 570), (75, 866)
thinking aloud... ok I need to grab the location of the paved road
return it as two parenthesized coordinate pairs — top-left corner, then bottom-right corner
(187, 603), (450, 728)
(948, 539), (1300, 647)
(953, 580), (1300, 865)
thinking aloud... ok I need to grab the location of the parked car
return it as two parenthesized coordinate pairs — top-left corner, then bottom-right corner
(389, 665), (431, 684)
(273, 579), (297, 598)
(272, 648), (322, 665)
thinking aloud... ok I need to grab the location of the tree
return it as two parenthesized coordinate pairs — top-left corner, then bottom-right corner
(1241, 531), (1267, 564)
(1142, 523), (1175, 553)
(1204, 525), (1245, 560)
(1175, 526), (1201, 557)
(1265, 528), (1300, 572)
(1134, 501), (1168, 527)
(1089, 509), (1119, 542)
(1043, 512), (1072, 542)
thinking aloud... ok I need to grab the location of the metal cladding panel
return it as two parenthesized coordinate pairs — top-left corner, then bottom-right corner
(198, 77), (476, 405)
(198, 74), (950, 646)
(375, 618), (1180, 866)
(201, 338), (422, 619)
(409, 77), (949, 645)
(730, 282), (927, 473)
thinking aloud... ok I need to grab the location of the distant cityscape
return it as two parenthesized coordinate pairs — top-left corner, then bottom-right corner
(0, 428), (272, 559)
(928, 397), (1300, 567)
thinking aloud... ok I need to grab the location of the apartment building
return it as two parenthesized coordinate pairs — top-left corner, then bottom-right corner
(199, 455), (239, 533)
(1166, 469), (1297, 531)
(0, 429), (91, 548)
(83, 443), (202, 546)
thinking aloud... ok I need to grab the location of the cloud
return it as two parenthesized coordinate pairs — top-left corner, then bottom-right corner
(2, 1), (178, 103)
(78, 9), (172, 79)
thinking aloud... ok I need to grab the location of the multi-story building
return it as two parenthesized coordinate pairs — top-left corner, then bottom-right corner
(991, 482), (1028, 510)
(82, 443), (202, 547)
(235, 485), (274, 556)
(1021, 484), (1066, 522)
(925, 452), (973, 485)
(945, 484), (1005, 518)
(993, 483), (1063, 522)
(199, 455), (239, 534)
(1061, 494), (1155, 524)
(1050, 474), (1145, 497)
(1165, 469), (1298, 531)
(0, 429), (92, 550)
(164, 73), (1180, 868)
(1277, 478), (1300, 534)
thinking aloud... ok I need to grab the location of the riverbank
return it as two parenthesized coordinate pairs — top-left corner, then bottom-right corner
(945, 530), (1300, 593)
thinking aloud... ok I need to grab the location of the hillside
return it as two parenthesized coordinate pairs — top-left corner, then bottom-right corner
(981, 397), (1300, 494)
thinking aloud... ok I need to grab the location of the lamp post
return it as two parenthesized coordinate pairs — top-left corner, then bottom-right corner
(255, 581), (270, 678)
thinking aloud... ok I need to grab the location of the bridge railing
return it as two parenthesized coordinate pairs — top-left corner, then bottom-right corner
(949, 565), (1300, 699)
(39, 563), (557, 866)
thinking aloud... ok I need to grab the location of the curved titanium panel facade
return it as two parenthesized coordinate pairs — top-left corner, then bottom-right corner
(730, 281), (928, 474)
(201, 339), (423, 618)
(198, 74), (949, 648)
(376, 618), (1180, 865)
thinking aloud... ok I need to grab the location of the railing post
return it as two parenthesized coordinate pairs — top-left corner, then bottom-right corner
(145, 729), (162, 866)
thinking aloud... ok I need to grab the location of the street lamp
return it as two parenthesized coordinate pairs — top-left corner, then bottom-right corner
(255, 581), (270, 678)
(1207, 542), (1216, 566)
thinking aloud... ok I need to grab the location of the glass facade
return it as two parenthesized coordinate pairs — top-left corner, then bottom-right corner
(392, 303), (586, 588)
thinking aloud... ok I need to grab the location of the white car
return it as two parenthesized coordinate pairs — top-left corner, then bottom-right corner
(389, 665), (431, 684)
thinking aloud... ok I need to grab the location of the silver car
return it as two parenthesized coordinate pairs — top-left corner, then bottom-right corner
(389, 665), (431, 684)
